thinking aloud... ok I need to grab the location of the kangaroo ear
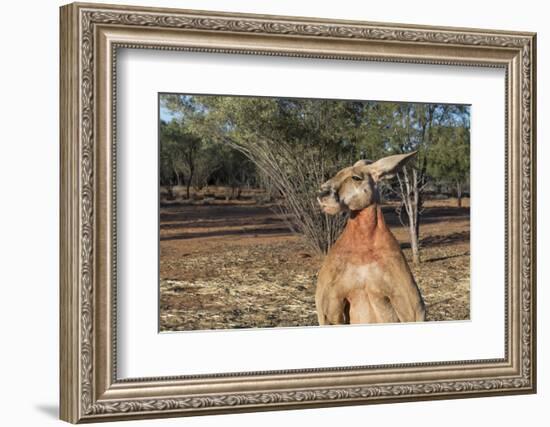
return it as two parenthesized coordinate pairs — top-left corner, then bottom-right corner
(367, 151), (418, 182)
(352, 159), (373, 168)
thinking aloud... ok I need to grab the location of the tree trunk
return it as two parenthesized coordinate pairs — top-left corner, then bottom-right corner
(173, 168), (181, 186)
(186, 166), (194, 200)
(456, 181), (462, 207)
(185, 181), (191, 200)
(409, 221), (421, 265)
(411, 168), (421, 265)
(166, 185), (175, 200)
(397, 166), (421, 265)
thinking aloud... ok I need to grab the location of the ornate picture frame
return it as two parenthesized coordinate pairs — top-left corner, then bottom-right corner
(60, 2), (536, 423)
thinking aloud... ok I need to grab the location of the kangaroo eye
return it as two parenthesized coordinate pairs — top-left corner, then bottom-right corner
(352, 175), (363, 181)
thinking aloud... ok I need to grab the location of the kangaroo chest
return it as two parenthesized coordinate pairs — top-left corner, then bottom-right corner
(337, 260), (392, 295)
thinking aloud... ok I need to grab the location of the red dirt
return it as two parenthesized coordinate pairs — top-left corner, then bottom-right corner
(159, 191), (470, 331)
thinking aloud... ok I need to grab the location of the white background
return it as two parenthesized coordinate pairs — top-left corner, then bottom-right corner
(118, 50), (504, 377)
(0, 0), (546, 426)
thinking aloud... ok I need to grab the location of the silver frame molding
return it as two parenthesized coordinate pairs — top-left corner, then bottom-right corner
(60, 2), (536, 423)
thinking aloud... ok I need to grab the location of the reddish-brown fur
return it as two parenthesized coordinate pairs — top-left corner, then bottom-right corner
(315, 152), (426, 325)
(332, 205), (399, 264)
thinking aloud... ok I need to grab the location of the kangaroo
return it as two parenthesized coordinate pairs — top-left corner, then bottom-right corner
(316, 152), (425, 325)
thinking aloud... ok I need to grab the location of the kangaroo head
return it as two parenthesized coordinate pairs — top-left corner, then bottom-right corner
(318, 151), (417, 215)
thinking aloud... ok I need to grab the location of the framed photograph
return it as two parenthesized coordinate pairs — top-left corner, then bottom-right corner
(60, 2), (537, 423)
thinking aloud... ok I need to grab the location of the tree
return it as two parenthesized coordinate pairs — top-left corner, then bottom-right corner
(389, 104), (470, 264)
(428, 107), (470, 207)
(159, 118), (203, 199)
(382, 104), (439, 265)
(214, 146), (256, 199)
(159, 120), (184, 199)
(170, 95), (372, 254)
(191, 139), (224, 191)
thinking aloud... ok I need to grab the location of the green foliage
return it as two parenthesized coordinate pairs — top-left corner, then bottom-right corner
(427, 108), (470, 186)
(159, 94), (470, 252)
(159, 116), (215, 198)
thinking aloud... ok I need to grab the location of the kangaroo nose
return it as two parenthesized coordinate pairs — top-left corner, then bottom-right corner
(318, 188), (332, 198)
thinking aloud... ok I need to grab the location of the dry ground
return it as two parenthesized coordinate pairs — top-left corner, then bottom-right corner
(159, 187), (470, 331)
